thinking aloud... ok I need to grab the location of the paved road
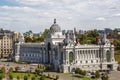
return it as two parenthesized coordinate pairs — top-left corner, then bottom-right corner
(108, 71), (120, 80)
(0, 62), (37, 72)
(44, 72), (80, 80)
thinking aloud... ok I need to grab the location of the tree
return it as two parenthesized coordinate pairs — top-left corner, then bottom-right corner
(17, 76), (20, 80)
(1, 67), (5, 73)
(75, 68), (80, 74)
(32, 76), (35, 80)
(42, 29), (49, 39)
(55, 75), (59, 80)
(114, 39), (120, 48)
(37, 36), (44, 42)
(104, 74), (109, 80)
(0, 74), (3, 80)
(81, 70), (86, 76)
(101, 74), (109, 80)
(77, 34), (87, 44)
(24, 75), (28, 80)
(87, 29), (99, 38)
(35, 68), (40, 75)
(24, 37), (33, 42)
(15, 66), (19, 72)
(95, 70), (100, 79)
(9, 74), (13, 80)
(48, 73), (51, 78)
(9, 67), (13, 73)
(40, 75), (45, 80)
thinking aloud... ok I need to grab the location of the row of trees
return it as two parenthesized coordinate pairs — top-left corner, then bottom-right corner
(74, 68), (109, 80)
(25, 29), (49, 43)
(77, 29), (99, 44)
(35, 64), (59, 80)
(0, 67), (5, 80)
(74, 68), (86, 76)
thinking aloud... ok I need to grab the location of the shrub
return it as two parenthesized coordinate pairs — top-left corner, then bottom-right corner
(55, 75), (59, 80)
(95, 70), (100, 79)
(17, 76), (20, 80)
(28, 73), (30, 76)
(32, 76), (35, 80)
(81, 70), (86, 76)
(0, 74), (3, 80)
(9, 67), (13, 72)
(9, 74), (13, 80)
(24, 75), (28, 80)
(40, 75), (45, 80)
(52, 74), (55, 78)
(48, 73), (51, 78)
(1, 67), (5, 73)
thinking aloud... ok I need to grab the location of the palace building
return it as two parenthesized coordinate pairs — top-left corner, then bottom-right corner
(14, 19), (118, 73)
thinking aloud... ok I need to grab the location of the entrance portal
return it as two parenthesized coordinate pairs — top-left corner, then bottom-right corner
(107, 64), (113, 71)
(47, 42), (51, 63)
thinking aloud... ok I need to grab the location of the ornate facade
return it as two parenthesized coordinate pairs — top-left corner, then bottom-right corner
(14, 19), (118, 73)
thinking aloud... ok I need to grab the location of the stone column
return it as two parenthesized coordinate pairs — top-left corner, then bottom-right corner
(111, 46), (115, 61)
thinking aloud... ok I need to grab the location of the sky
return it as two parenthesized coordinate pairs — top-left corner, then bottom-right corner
(0, 0), (120, 33)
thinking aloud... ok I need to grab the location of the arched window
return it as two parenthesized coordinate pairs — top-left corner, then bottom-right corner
(69, 52), (74, 63)
(91, 60), (93, 63)
(106, 50), (111, 62)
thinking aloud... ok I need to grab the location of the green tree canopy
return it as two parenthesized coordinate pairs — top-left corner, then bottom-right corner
(95, 70), (100, 79)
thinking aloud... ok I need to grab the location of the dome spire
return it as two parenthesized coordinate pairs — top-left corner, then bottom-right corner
(54, 18), (56, 24)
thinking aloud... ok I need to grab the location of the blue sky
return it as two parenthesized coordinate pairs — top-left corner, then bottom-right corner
(0, 0), (120, 33)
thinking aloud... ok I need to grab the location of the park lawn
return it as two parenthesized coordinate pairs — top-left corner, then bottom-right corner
(114, 49), (120, 64)
(81, 77), (95, 80)
(12, 72), (52, 80)
(115, 54), (120, 63)
(12, 72), (39, 78)
(73, 75), (95, 80)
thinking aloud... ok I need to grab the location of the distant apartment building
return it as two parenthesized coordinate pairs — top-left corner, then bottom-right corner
(23, 30), (33, 39)
(0, 28), (19, 58)
(23, 30), (42, 40)
(79, 30), (84, 34)
(0, 34), (13, 58)
(13, 32), (20, 42)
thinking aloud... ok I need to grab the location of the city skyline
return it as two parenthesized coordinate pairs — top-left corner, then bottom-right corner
(0, 0), (120, 33)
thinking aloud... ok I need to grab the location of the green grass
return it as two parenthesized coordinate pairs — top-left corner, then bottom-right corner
(14, 62), (28, 64)
(81, 77), (95, 80)
(11, 72), (52, 80)
(73, 75), (95, 80)
(115, 54), (120, 64)
(12, 72), (38, 78)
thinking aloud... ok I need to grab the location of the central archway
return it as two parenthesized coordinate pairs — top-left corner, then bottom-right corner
(69, 52), (74, 63)
(47, 42), (51, 63)
(106, 50), (111, 62)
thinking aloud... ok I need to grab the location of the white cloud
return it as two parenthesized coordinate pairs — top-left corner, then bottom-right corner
(0, 0), (120, 32)
(0, 6), (39, 13)
(96, 17), (106, 21)
(113, 13), (120, 17)
(15, 0), (55, 6)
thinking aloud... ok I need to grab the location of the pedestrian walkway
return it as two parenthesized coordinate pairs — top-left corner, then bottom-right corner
(108, 71), (120, 80)
(44, 72), (80, 80)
